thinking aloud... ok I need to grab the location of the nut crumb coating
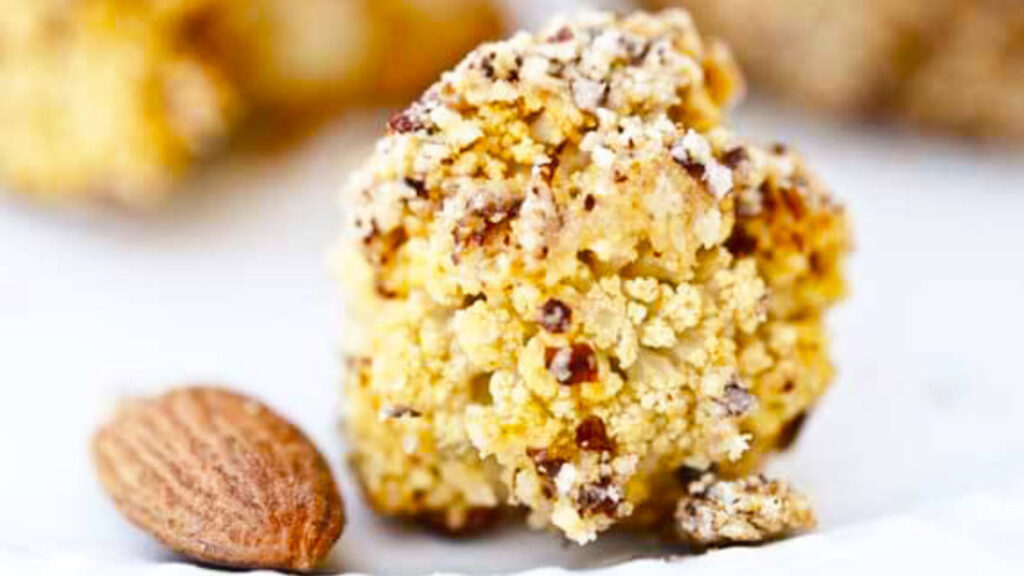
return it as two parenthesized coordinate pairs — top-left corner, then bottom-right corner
(674, 473), (815, 547)
(338, 9), (849, 544)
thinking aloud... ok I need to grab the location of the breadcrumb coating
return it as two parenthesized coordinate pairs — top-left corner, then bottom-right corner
(338, 9), (849, 544)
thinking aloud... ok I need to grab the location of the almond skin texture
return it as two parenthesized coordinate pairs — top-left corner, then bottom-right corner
(92, 386), (344, 572)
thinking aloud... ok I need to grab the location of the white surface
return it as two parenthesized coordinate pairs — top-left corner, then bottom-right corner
(1, 97), (1024, 574)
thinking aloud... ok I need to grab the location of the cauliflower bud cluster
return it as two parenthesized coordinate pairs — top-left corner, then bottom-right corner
(337, 9), (849, 544)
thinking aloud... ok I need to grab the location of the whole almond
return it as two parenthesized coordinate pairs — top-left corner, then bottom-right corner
(92, 386), (344, 572)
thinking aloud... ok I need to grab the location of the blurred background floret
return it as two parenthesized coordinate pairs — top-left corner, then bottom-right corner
(643, 0), (1024, 141)
(0, 0), (503, 205)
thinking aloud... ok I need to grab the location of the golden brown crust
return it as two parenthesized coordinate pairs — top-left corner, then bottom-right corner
(92, 386), (344, 573)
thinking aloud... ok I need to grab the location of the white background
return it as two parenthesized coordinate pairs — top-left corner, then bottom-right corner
(2, 2), (1024, 574)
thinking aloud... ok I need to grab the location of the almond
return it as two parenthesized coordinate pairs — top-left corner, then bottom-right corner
(92, 386), (344, 572)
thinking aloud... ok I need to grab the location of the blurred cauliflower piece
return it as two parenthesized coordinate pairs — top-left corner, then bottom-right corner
(339, 9), (849, 544)
(0, 0), (238, 204)
(644, 0), (1024, 140)
(900, 0), (1024, 140)
(0, 0), (503, 204)
(204, 0), (505, 110)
